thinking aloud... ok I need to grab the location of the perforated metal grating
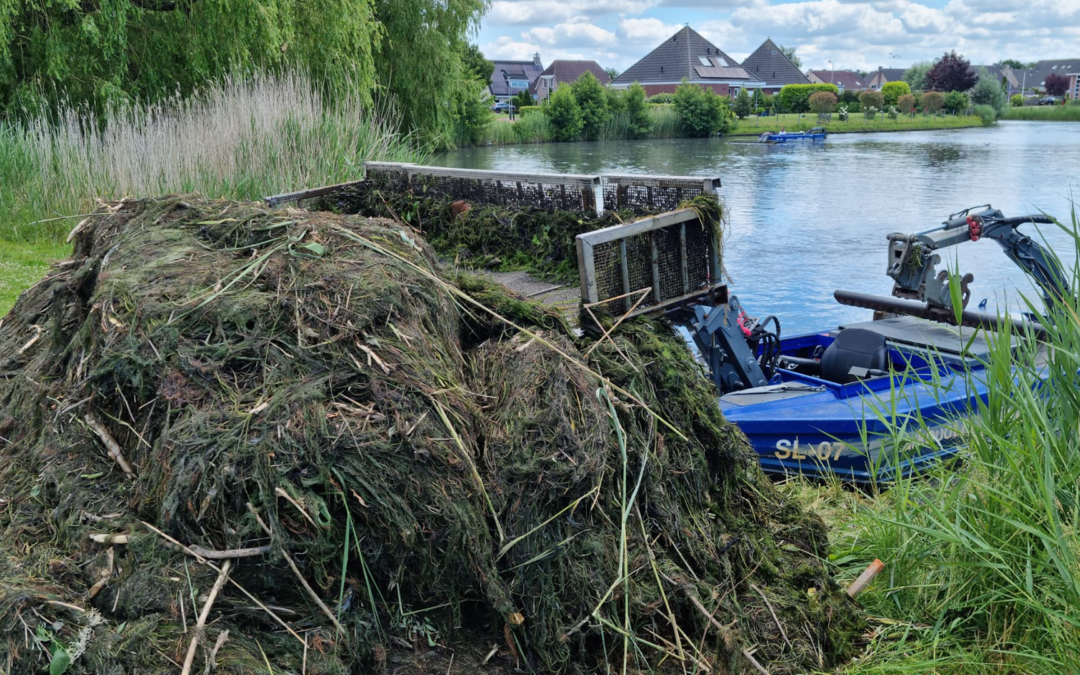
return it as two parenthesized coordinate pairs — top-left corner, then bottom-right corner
(601, 174), (721, 213)
(364, 163), (601, 212)
(576, 209), (722, 317)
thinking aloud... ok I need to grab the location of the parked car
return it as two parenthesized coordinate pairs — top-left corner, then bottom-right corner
(1039, 96), (1058, 106)
(491, 102), (516, 113)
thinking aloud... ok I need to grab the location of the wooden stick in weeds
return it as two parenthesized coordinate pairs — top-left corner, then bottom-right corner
(180, 559), (232, 675)
(85, 413), (135, 478)
(684, 591), (770, 675)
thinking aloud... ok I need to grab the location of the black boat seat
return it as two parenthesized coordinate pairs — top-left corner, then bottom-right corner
(820, 328), (888, 384)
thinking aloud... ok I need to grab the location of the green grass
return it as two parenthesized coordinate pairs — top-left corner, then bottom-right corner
(782, 208), (1080, 674)
(0, 240), (69, 314)
(0, 70), (426, 243)
(731, 111), (985, 135)
(1006, 105), (1080, 121)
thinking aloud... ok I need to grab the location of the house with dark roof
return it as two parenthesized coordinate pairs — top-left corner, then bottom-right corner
(531, 60), (611, 102)
(865, 67), (906, 90)
(807, 69), (867, 91)
(610, 26), (763, 97)
(740, 39), (810, 95)
(1012, 59), (1080, 98)
(969, 65), (1020, 94)
(488, 53), (545, 103)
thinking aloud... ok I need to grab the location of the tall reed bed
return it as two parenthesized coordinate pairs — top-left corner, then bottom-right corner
(0, 71), (425, 242)
(1006, 105), (1080, 121)
(820, 208), (1080, 673)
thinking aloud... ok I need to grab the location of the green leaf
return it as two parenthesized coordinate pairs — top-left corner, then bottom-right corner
(49, 644), (71, 675)
(299, 242), (325, 256)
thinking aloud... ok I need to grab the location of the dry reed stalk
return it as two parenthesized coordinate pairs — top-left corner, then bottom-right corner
(180, 559), (232, 675)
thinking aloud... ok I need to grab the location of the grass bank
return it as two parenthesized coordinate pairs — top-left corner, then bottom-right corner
(782, 210), (1080, 673)
(0, 240), (68, 314)
(0, 71), (425, 243)
(731, 112), (985, 135)
(1005, 105), (1080, 121)
(477, 105), (680, 145)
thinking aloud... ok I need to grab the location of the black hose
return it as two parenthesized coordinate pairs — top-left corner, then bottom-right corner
(998, 214), (1054, 226)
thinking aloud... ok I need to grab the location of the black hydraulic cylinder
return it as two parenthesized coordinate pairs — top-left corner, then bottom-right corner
(833, 290), (1046, 339)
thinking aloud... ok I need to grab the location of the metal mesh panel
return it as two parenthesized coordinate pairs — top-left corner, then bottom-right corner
(601, 174), (720, 213)
(577, 209), (723, 317)
(362, 162), (601, 213)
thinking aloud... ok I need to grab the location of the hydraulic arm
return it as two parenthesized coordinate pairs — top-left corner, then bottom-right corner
(885, 206), (1068, 313)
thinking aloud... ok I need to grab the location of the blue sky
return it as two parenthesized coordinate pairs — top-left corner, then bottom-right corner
(477, 0), (1080, 73)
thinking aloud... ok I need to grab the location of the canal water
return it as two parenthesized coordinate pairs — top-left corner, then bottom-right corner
(431, 121), (1080, 335)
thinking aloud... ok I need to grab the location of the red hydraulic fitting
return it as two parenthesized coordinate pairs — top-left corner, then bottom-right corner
(967, 215), (982, 242)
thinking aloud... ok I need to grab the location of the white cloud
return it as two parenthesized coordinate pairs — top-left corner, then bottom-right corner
(618, 17), (684, 42)
(488, 0), (658, 25)
(524, 20), (618, 47)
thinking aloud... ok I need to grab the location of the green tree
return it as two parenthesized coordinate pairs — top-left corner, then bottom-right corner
(461, 43), (494, 83)
(943, 90), (970, 113)
(897, 93), (916, 113)
(372, 0), (490, 147)
(0, 0), (381, 117)
(997, 59), (1032, 70)
(808, 91), (837, 113)
(778, 44), (802, 68)
(732, 88), (754, 119)
(454, 85), (494, 145)
(624, 83), (651, 138)
(604, 67), (620, 80)
(970, 70), (1008, 117)
(546, 83), (583, 141)
(673, 81), (725, 137)
(880, 80), (911, 107)
(569, 71), (609, 140)
(902, 61), (934, 91)
(605, 86), (626, 114)
(512, 90), (535, 110)
(858, 90), (884, 110)
(1011, 93), (1024, 107)
(922, 90), (945, 113)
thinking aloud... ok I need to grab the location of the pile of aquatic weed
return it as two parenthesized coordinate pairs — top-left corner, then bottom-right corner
(321, 183), (725, 284)
(0, 196), (861, 674)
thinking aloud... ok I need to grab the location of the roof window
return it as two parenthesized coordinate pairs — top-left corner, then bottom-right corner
(699, 56), (712, 66)
(716, 57), (727, 67)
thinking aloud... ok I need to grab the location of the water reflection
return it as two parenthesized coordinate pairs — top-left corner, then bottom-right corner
(432, 122), (1080, 333)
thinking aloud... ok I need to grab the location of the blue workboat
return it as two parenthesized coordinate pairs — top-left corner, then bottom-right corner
(680, 206), (1060, 483)
(759, 127), (826, 143)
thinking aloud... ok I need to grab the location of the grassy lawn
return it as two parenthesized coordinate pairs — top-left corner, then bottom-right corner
(732, 111), (985, 135)
(0, 240), (70, 315)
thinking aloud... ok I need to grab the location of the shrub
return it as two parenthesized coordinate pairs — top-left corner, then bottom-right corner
(838, 105), (849, 122)
(880, 80), (911, 107)
(512, 90), (535, 110)
(897, 93), (916, 114)
(761, 94), (777, 110)
(673, 81), (726, 137)
(859, 90), (884, 110)
(754, 107), (765, 115)
(971, 72), (1008, 117)
(886, 105), (899, 120)
(733, 88), (754, 118)
(808, 91), (837, 114)
(518, 105), (542, 117)
(778, 83), (839, 113)
(1011, 93), (1024, 107)
(453, 90), (496, 146)
(864, 106), (878, 120)
(624, 83), (652, 139)
(1045, 73), (1070, 97)
(605, 86), (626, 114)
(922, 90), (945, 113)
(648, 93), (674, 104)
(972, 103), (997, 125)
(570, 72), (610, 140)
(944, 90), (969, 113)
(546, 83), (583, 141)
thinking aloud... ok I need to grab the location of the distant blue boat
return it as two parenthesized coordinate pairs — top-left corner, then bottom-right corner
(759, 127), (827, 143)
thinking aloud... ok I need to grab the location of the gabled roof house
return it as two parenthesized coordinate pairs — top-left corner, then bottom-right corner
(531, 60), (611, 102)
(610, 26), (763, 97)
(741, 39), (810, 94)
(807, 69), (867, 91)
(488, 53), (545, 102)
(865, 67), (905, 89)
(1012, 59), (1080, 98)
